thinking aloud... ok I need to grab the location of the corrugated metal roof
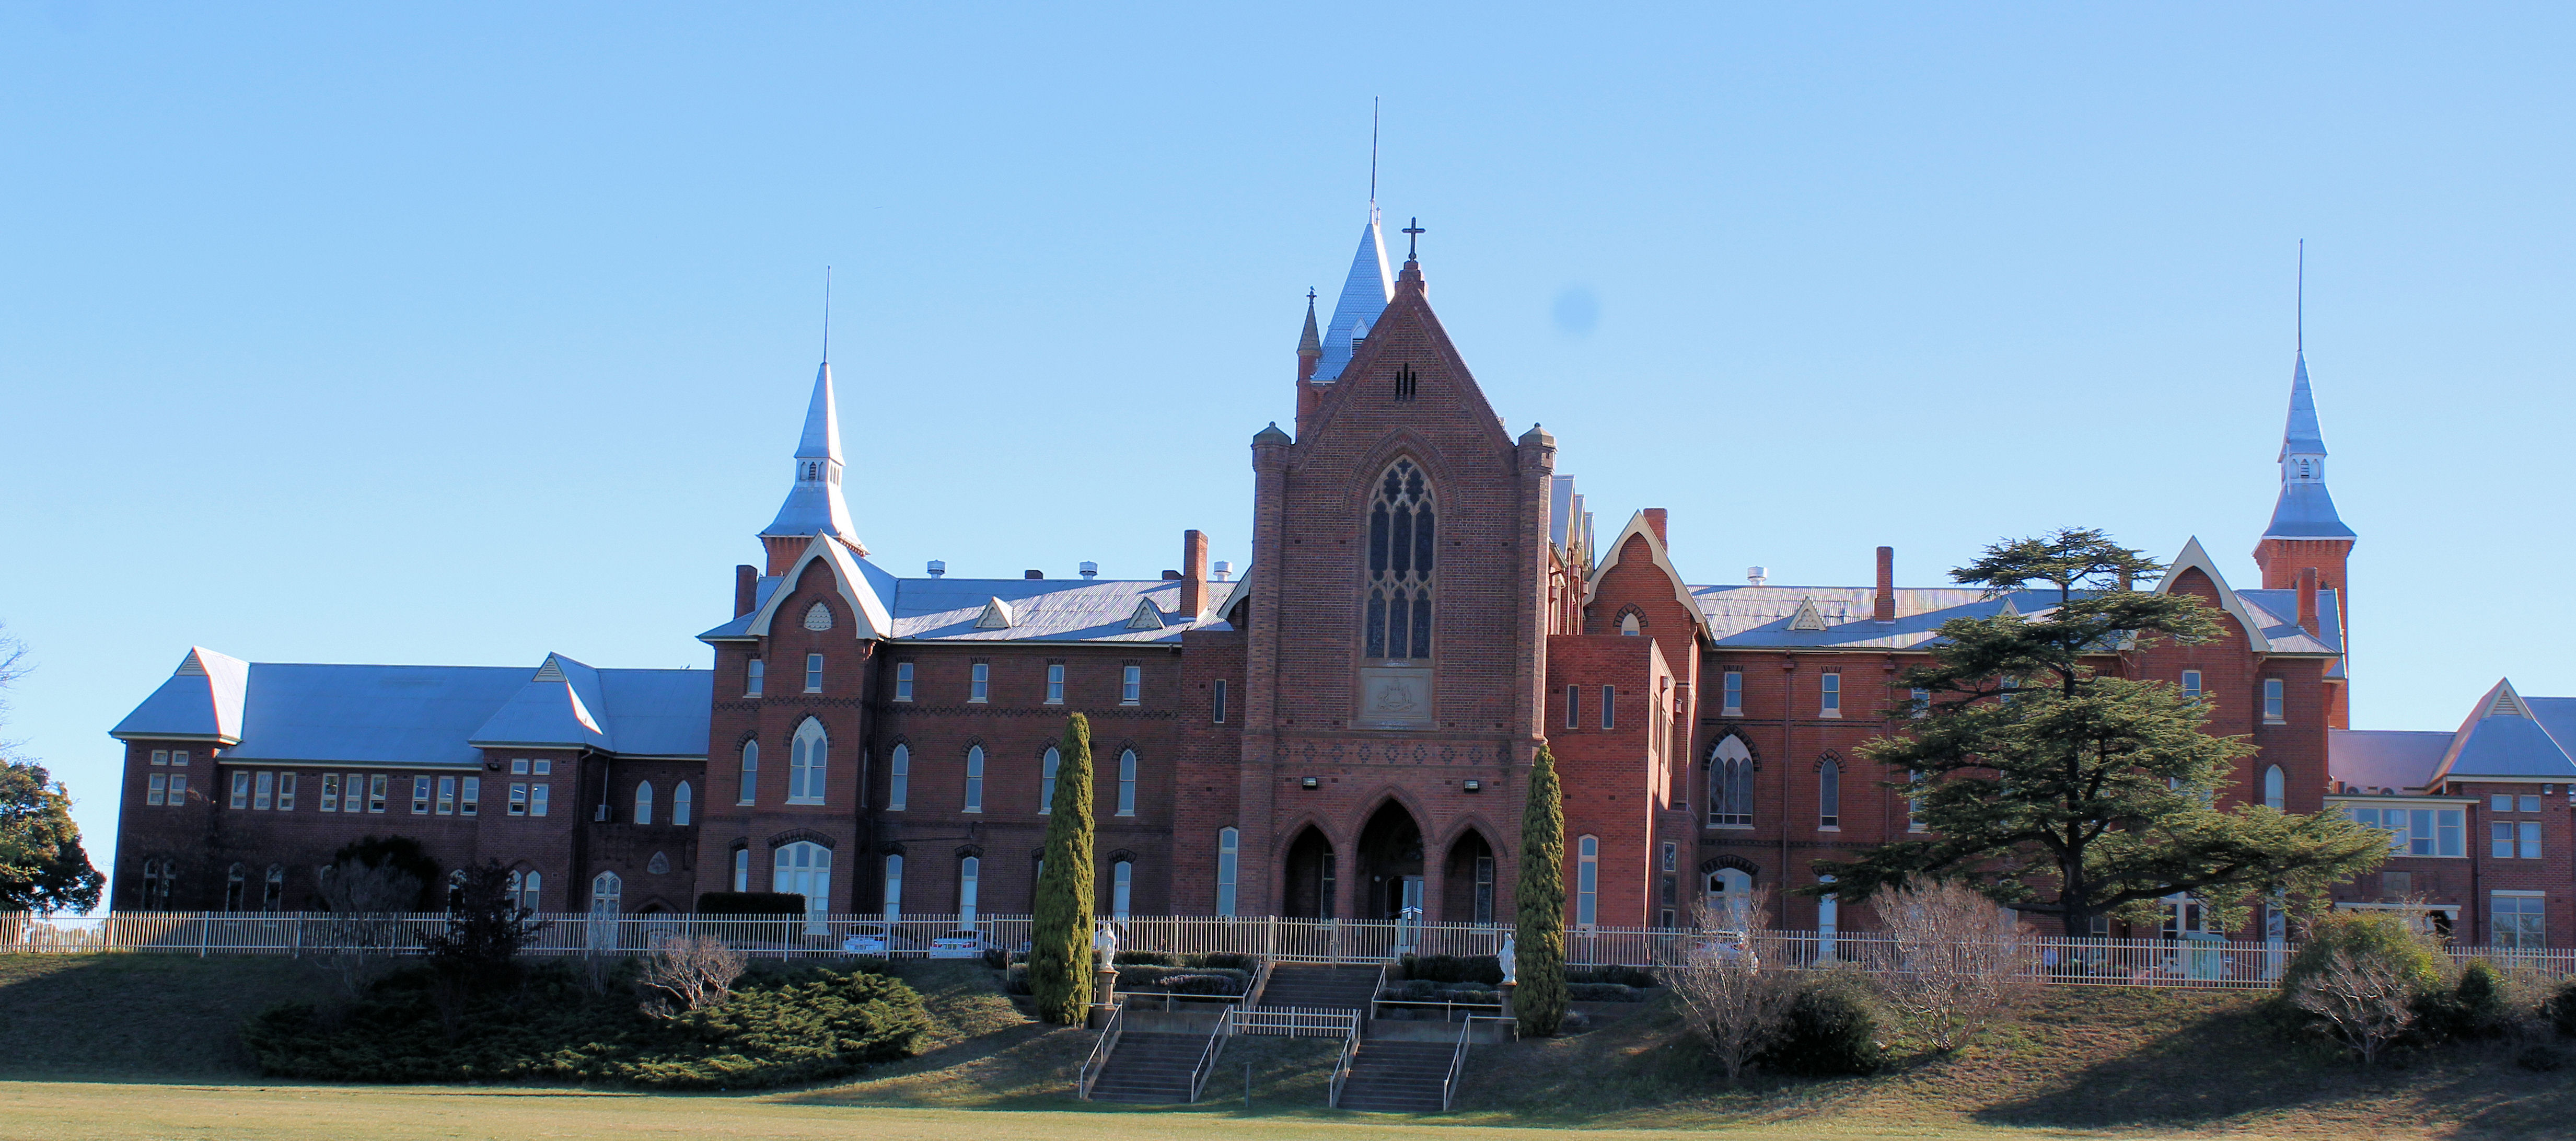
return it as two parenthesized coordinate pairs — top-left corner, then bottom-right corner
(1309, 210), (1392, 385)
(889, 576), (1219, 643)
(1692, 585), (2035, 651)
(111, 652), (710, 767)
(111, 647), (249, 743)
(2330, 729), (2452, 792)
(2431, 679), (2576, 782)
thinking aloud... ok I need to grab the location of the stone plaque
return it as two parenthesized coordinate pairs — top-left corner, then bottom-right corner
(1358, 665), (1434, 729)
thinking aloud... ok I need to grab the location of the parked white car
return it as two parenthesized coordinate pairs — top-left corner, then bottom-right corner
(926, 930), (992, 959)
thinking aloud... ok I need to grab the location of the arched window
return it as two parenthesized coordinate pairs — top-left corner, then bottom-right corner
(958, 855), (981, 924)
(1708, 736), (1754, 827)
(2264, 765), (2286, 810)
(225, 862), (246, 911)
(1705, 867), (1754, 929)
(963, 746), (985, 813)
(1618, 612), (1641, 636)
(887, 744), (909, 811)
(1362, 458), (1435, 659)
(1216, 827), (1240, 917)
(1039, 746), (1060, 813)
(1574, 837), (1599, 927)
(881, 852), (904, 920)
(730, 848), (749, 892)
(262, 864), (285, 911)
(1116, 748), (1138, 816)
(517, 869), (543, 913)
(1818, 757), (1841, 828)
(591, 871), (623, 915)
(790, 719), (827, 805)
(673, 782), (692, 826)
(634, 781), (654, 825)
(138, 858), (162, 909)
(773, 841), (832, 931)
(1110, 859), (1133, 920)
(738, 741), (758, 805)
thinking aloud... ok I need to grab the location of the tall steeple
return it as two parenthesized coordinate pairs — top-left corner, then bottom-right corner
(760, 359), (864, 574)
(2253, 249), (2356, 727)
(1309, 204), (1394, 385)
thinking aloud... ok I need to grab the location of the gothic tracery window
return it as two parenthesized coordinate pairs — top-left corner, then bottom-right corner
(1364, 459), (1435, 659)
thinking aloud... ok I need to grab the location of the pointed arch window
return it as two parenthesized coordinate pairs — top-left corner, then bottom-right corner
(2264, 764), (2285, 811)
(262, 864), (285, 911)
(963, 745), (985, 813)
(1039, 746), (1060, 813)
(738, 741), (758, 805)
(1818, 757), (1841, 829)
(790, 718), (827, 804)
(887, 744), (909, 811)
(1363, 459), (1435, 660)
(672, 781), (692, 826)
(1708, 735), (1754, 827)
(590, 871), (622, 915)
(633, 781), (654, 825)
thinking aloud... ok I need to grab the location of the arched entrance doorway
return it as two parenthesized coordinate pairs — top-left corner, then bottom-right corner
(1442, 830), (1497, 925)
(1282, 826), (1337, 918)
(1357, 801), (1425, 921)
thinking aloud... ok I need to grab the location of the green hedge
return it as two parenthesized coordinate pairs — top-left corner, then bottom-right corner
(242, 960), (927, 1089)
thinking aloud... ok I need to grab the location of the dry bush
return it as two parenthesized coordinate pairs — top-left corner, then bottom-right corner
(316, 859), (421, 1000)
(2292, 948), (2416, 1064)
(639, 935), (747, 1019)
(1873, 880), (2036, 1051)
(1666, 889), (1796, 1084)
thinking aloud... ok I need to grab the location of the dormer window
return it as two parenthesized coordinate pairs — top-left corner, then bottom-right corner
(1363, 459), (1435, 660)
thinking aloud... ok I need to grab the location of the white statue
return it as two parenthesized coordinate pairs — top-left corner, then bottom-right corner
(1092, 921), (1119, 965)
(1499, 933), (1518, 985)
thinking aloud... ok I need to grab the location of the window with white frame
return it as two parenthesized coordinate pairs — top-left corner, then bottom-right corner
(672, 781), (691, 826)
(881, 852), (904, 920)
(229, 771), (251, 809)
(1121, 664), (1141, 706)
(1818, 756), (1841, 828)
(738, 741), (758, 805)
(1722, 670), (1743, 717)
(1045, 664), (1065, 705)
(590, 871), (622, 915)
(1110, 859), (1133, 919)
(732, 848), (750, 892)
(805, 653), (825, 694)
(894, 661), (914, 702)
(1708, 735), (1753, 827)
(436, 775), (456, 815)
(150, 750), (168, 766)
(746, 658), (764, 697)
(969, 662), (989, 703)
(281, 773), (301, 811)
(634, 781), (654, 825)
(2263, 677), (2285, 723)
(2494, 892), (2546, 950)
(2264, 765), (2285, 810)
(790, 718), (828, 804)
(1575, 835), (1599, 927)
(1216, 827), (1239, 916)
(773, 841), (831, 930)
(457, 776), (473, 816)
(514, 869), (542, 913)
(1039, 747), (1060, 813)
(887, 744), (909, 811)
(146, 772), (169, 806)
(529, 782), (548, 817)
(411, 776), (431, 814)
(2181, 670), (2202, 701)
(1820, 673), (1841, 718)
(368, 774), (388, 813)
(508, 783), (530, 815)
(958, 855), (980, 924)
(962, 745), (985, 813)
(1116, 748), (1138, 816)
(254, 771), (274, 810)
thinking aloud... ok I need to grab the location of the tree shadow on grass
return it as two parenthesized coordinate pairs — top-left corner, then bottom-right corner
(0, 954), (327, 1082)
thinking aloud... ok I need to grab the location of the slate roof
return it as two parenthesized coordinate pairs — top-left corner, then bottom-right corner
(1680, 584), (2343, 655)
(2329, 681), (2576, 791)
(1309, 208), (1393, 385)
(2329, 729), (2454, 793)
(111, 649), (711, 767)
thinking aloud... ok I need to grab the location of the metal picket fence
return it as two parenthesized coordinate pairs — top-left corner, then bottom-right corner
(4, 912), (2571, 992)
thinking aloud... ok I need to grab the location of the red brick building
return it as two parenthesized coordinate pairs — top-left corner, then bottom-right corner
(113, 207), (2466, 944)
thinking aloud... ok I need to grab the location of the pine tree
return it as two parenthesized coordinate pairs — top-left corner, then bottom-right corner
(1817, 528), (2387, 936)
(1029, 713), (1097, 1024)
(1514, 744), (1569, 1036)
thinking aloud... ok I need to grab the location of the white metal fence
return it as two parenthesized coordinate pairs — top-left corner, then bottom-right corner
(4, 912), (2569, 992)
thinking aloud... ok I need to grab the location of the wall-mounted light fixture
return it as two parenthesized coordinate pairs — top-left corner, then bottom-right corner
(1300, 776), (1320, 790)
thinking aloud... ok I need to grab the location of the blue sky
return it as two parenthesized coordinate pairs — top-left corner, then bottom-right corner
(6, 3), (2572, 893)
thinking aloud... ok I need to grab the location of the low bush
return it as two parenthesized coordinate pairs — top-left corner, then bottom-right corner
(1756, 973), (1883, 1077)
(2414, 959), (2510, 1045)
(1400, 953), (1505, 985)
(1112, 950), (1175, 966)
(1111, 963), (1248, 994)
(2551, 981), (2576, 1038)
(1567, 964), (1657, 988)
(2277, 914), (2446, 1001)
(1568, 982), (1644, 1002)
(1382, 978), (1502, 1004)
(243, 959), (928, 1089)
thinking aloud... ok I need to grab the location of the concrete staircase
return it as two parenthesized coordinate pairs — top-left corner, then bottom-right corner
(1335, 1040), (1458, 1113)
(1085, 1031), (1208, 1104)
(1257, 964), (1382, 1012)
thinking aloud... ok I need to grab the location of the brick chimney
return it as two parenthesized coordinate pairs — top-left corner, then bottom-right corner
(734, 564), (759, 618)
(1642, 508), (1668, 546)
(1875, 546), (1896, 624)
(1180, 529), (1210, 618)
(2297, 566), (2320, 636)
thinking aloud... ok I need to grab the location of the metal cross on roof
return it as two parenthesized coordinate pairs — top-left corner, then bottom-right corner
(1402, 217), (1425, 261)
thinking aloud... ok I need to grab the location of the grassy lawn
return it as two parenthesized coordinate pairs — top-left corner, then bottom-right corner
(5, 953), (2571, 1138)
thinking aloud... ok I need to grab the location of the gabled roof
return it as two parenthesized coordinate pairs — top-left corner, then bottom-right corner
(1309, 208), (1393, 385)
(2429, 679), (2576, 783)
(2153, 537), (2275, 653)
(111, 652), (712, 766)
(725, 533), (894, 642)
(112, 647), (251, 744)
(1582, 511), (1713, 640)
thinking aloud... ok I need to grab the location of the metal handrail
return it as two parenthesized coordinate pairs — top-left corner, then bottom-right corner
(1185, 1006), (1235, 1103)
(1074, 1000), (1125, 1101)
(1325, 1019), (1361, 1109)
(1244, 955), (1276, 1009)
(1438, 1017), (1472, 1111)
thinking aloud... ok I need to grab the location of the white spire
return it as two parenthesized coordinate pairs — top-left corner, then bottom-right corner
(2262, 348), (2353, 539)
(762, 360), (861, 546)
(1310, 206), (1394, 384)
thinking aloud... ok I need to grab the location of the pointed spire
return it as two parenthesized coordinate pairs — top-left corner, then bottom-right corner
(762, 359), (864, 556)
(1297, 289), (1322, 360)
(1310, 208), (1394, 384)
(2262, 320), (2353, 540)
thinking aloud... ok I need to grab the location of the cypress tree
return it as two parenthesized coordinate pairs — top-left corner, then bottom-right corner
(1029, 712), (1098, 1024)
(1514, 744), (1569, 1036)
